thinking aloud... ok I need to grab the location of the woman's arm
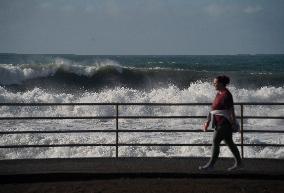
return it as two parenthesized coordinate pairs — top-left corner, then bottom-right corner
(230, 107), (236, 124)
(203, 112), (211, 132)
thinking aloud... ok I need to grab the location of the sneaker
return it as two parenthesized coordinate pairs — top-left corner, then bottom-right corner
(198, 164), (214, 171)
(227, 163), (244, 171)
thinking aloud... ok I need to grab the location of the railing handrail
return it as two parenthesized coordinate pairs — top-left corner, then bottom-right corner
(0, 102), (284, 106)
(0, 102), (283, 159)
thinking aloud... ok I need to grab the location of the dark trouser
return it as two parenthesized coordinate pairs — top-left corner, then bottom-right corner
(208, 121), (242, 166)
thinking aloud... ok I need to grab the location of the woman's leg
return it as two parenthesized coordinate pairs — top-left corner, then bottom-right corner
(199, 128), (223, 170)
(207, 128), (224, 166)
(224, 132), (242, 165)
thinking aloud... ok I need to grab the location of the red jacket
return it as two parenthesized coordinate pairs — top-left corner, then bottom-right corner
(212, 88), (234, 125)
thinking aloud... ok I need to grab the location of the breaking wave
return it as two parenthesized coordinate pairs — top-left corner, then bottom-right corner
(1, 58), (284, 91)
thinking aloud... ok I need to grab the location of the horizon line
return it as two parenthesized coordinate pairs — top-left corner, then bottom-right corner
(1, 52), (284, 56)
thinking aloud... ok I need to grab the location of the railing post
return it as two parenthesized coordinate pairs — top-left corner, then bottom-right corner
(241, 104), (244, 158)
(116, 104), (119, 158)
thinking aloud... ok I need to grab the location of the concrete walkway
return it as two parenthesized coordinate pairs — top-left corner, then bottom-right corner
(0, 157), (283, 182)
(0, 157), (283, 193)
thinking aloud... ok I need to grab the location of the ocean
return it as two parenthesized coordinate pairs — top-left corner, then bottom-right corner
(0, 54), (284, 159)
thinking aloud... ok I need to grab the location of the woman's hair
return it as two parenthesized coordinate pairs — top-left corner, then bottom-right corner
(216, 75), (230, 86)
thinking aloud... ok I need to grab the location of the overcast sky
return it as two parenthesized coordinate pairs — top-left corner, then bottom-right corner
(0, 0), (283, 55)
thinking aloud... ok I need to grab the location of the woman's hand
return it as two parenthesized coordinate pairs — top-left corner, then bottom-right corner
(203, 121), (209, 132)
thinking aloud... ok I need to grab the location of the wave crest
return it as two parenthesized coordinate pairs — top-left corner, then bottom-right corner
(0, 58), (123, 85)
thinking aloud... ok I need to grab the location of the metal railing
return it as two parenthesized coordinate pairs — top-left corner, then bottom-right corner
(0, 102), (284, 158)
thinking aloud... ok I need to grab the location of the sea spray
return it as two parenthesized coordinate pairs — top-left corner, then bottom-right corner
(0, 82), (283, 159)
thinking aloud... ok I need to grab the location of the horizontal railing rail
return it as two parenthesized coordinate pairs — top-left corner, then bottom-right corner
(0, 102), (283, 158)
(1, 129), (284, 135)
(1, 102), (284, 106)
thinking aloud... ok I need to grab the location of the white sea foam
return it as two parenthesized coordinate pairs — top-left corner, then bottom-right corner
(0, 82), (283, 159)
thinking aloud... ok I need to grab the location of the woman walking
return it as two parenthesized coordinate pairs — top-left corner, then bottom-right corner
(199, 75), (243, 171)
